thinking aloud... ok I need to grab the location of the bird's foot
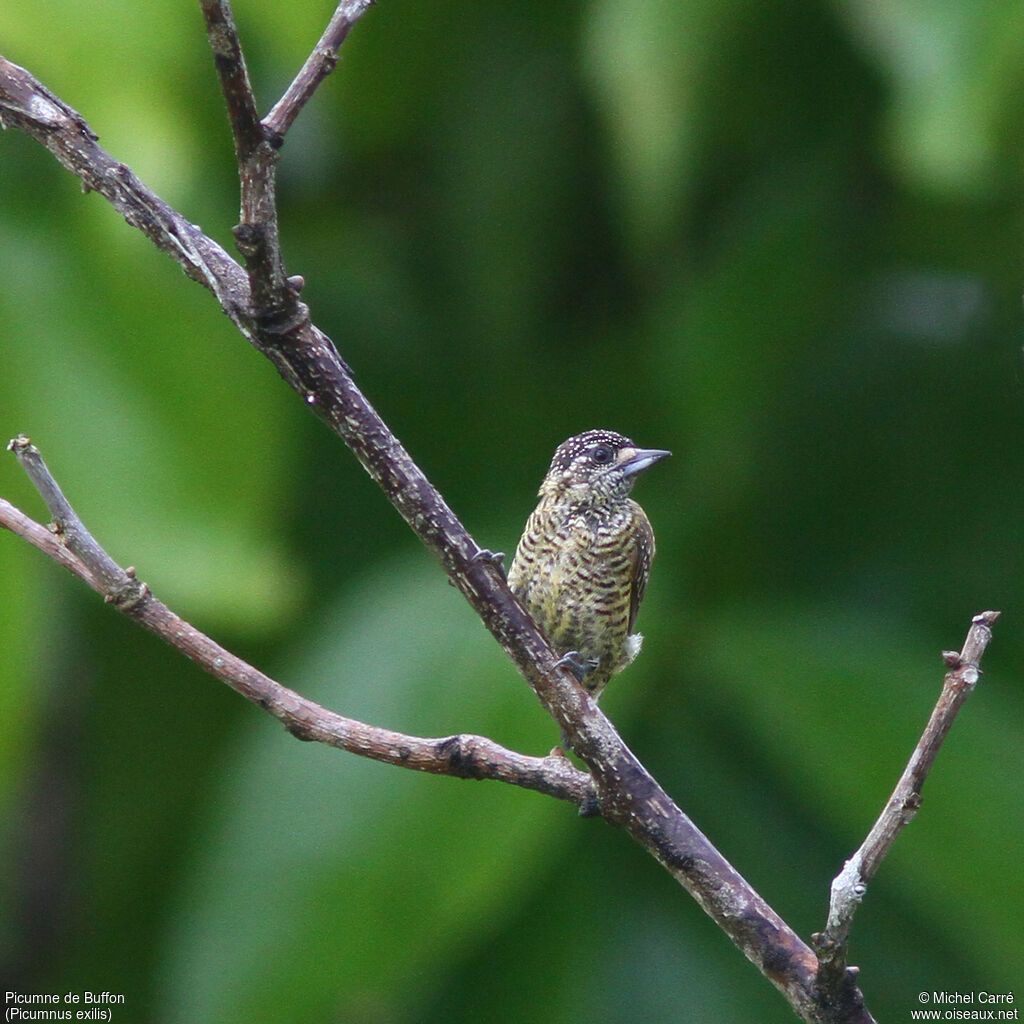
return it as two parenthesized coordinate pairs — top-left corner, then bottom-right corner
(470, 547), (506, 570)
(553, 650), (598, 681)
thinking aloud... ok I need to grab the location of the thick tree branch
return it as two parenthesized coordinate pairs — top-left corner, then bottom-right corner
(813, 611), (999, 998)
(0, 57), (251, 336)
(1, 436), (594, 806)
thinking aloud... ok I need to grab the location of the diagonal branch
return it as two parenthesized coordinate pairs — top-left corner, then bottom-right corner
(813, 611), (999, 999)
(264, 0), (374, 140)
(0, 57), (245, 321)
(2, 436), (595, 806)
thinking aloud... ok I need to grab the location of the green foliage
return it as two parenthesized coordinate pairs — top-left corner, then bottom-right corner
(2, 0), (1023, 1021)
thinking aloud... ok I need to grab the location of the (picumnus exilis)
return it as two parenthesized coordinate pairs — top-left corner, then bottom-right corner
(507, 429), (670, 698)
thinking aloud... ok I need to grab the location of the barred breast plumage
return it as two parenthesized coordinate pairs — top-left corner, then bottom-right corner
(507, 430), (669, 698)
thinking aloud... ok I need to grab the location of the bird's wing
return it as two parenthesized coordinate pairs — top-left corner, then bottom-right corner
(628, 506), (656, 633)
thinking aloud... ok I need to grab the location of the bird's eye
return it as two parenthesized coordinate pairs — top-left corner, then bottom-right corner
(590, 444), (614, 465)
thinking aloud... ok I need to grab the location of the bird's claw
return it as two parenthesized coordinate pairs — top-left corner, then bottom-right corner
(470, 547), (506, 570)
(448, 548), (505, 588)
(553, 650), (597, 681)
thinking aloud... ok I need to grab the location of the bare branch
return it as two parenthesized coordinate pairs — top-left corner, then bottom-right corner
(200, 0), (290, 314)
(1, 437), (595, 807)
(813, 611), (999, 997)
(0, 57), (250, 330)
(199, 0), (262, 157)
(8, 435), (145, 605)
(198, 1), (374, 318)
(264, 0), (374, 140)
(0, 495), (99, 588)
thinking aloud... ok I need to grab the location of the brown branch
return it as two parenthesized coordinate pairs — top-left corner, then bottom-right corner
(263, 0), (374, 140)
(1, 436), (594, 806)
(813, 611), (999, 1000)
(199, 0), (261, 156)
(0, 35), (935, 1023)
(199, 0), (372, 319)
(200, 0), (288, 314)
(0, 57), (250, 330)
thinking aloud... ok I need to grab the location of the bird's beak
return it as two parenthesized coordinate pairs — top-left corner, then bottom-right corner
(618, 446), (672, 477)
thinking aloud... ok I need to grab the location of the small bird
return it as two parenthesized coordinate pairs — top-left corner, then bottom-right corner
(507, 429), (670, 698)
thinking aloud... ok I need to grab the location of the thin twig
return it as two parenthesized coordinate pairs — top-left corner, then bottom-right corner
(0, 495), (99, 586)
(199, 0), (373, 320)
(1, 437), (595, 807)
(813, 611), (999, 998)
(7, 436), (144, 605)
(199, 0), (288, 313)
(263, 0), (374, 140)
(198, 0), (261, 158)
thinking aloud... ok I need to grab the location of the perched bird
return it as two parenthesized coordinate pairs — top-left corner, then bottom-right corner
(507, 429), (670, 698)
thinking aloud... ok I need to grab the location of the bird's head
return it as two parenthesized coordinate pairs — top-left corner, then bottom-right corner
(539, 429), (671, 506)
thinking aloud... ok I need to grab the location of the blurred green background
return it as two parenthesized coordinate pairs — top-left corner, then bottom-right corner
(2, 0), (1023, 1021)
